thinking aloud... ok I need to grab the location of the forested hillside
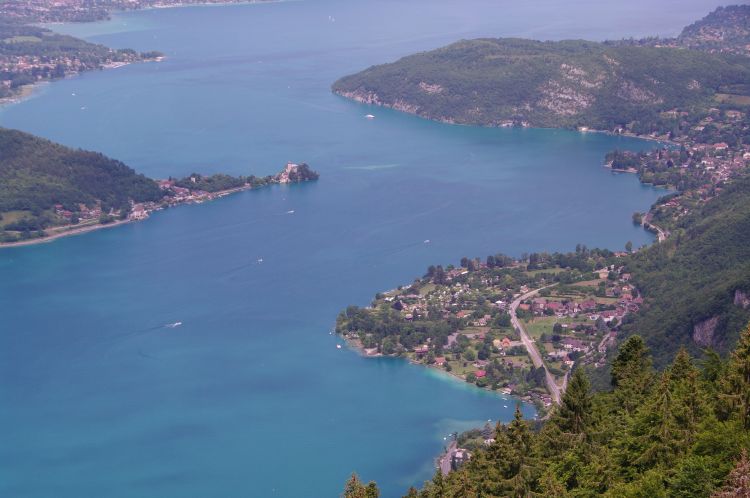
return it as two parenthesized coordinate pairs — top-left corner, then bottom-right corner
(345, 330), (750, 497)
(0, 128), (162, 235)
(623, 174), (750, 368)
(332, 38), (750, 131)
(678, 5), (750, 56)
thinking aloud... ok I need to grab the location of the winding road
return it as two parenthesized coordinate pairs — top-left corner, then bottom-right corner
(509, 285), (564, 405)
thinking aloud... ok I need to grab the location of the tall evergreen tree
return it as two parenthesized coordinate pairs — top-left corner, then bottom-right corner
(611, 335), (654, 415)
(556, 368), (592, 435)
(722, 324), (750, 429)
(343, 473), (379, 498)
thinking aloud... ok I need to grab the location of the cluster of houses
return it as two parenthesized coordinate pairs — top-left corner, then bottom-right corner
(156, 179), (223, 206)
(51, 178), (233, 227)
(687, 141), (749, 185)
(128, 178), (243, 221)
(521, 267), (641, 371)
(0, 52), (142, 97)
(641, 108), (750, 224)
(374, 259), (646, 407)
(523, 282), (642, 324)
(53, 203), (103, 223)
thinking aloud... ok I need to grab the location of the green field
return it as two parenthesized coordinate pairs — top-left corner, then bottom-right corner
(572, 279), (602, 288)
(522, 316), (562, 340)
(524, 268), (566, 277)
(0, 210), (32, 228)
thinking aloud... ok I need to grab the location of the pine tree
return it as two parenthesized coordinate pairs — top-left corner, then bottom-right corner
(538, 469), (570, 497)
(556, 368), (592, 435)
(343, 473), (380, 498)
(611, 335), (654, 415)
(668, 348), (710, 449)
(403, 487), (419, 498)
(623, 374), (679, 471)
(507, 405), (537, 497)
(721, 324), (750, 429)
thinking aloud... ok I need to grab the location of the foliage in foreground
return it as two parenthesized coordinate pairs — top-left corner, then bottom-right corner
(346, 326), (750, 497)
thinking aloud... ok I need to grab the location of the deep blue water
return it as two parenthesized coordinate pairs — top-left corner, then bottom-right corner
(0, 1), (723, 496)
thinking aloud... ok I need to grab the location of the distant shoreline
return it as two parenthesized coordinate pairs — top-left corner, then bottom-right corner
(0, 218), (134, 248)
(341, 335), (521, 402)
(0, 163), (318, 249)
(0, 182), (251, 249)
(0, 56), (163, 109)
(0, 82), (48, 108)
(36, 0), (282, 24)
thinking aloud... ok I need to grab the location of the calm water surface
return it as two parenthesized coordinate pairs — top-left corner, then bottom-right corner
(0, 0), (722, 496)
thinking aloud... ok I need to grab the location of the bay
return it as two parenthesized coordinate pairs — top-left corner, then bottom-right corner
(0, 0), (722, 496)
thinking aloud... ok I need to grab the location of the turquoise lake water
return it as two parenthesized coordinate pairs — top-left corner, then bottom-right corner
(0, 0), (724, 496)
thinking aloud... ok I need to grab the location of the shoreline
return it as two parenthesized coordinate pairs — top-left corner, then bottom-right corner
(39, 0), (285, 23)
(0, 81), (48, 108)
(0, 218), (134, 248)
(0, 164), (318, 249)
(138, 0), (282, 12)
(0, 181), (253, 249)
(0, 57), (163, 109)
(332, 91), (679, 147)
(341, 335), (537, 408)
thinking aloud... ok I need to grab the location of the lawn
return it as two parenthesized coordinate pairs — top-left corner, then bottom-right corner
(0, 210), (31, 228)
(419, 283), (436, 296)
(521, 316), (575, 340)
(524, 267), (566, 277)
(595, 297), (620, 305)
(572, 279), (601, 288)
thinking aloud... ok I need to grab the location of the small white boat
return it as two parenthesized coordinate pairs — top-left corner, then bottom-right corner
(287, 210), (295, 214)
(423, 239), (430, 244)
(336, 344), (342, 349)
(365, 114), (375, 119)
(257, 258), (263, 263)
(166, 321), (182, 328)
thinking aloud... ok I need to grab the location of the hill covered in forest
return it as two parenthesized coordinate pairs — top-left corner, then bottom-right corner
(0, 128), (318, 243)
(622, 173), (750, 368)
(333, 38), (750, 132)
(332, 6), (750, 133)
(0, 128), (162, 216)
(678, 4), (750, 56)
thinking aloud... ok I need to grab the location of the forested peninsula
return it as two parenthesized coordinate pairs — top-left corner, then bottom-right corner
(0, 127), (318, 245)
(332, 6), (750, 133)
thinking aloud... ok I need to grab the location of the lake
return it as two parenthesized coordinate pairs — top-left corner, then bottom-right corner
(0, 0), (722, 496)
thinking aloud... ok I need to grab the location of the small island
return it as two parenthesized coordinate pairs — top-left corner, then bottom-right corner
(0, 127), (319, 246)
